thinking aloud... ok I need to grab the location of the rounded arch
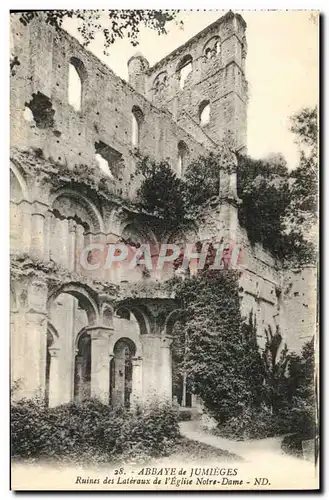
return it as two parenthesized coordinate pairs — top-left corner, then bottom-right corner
(47, 282), (99, 325)
(70, 57), (88, 81)
(120, 221), (159, 252)
(50, 188), (104, 233)
(131, 105), (144, 124)
(10, 162), (30, 202)
(199, 100), (210, 127)
(131, 105), (144, 147)
(153, 71), (168, 91)
(163, 308), (183, 337)
(115, 304), (150, 336)
(176, 54), (193, 72)
(177, 140), (189, 177)
(202, 36), (221, 59)
(176, 54), (193, 90)
(47, 322), (59, 347)
(113, 337), (137, 357)
(68, 57), (87, 112)
(74, 326), (89, 350)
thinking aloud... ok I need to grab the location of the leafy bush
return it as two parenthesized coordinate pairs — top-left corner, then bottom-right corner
(11, 398), (180, 464)
(215, 406), (285, 441)
(281, 434), (304, 458)
(177, 410), (192, 422)
(171, 271), (265, 425)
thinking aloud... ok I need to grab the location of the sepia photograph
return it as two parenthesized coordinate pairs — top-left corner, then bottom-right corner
(9, 8), (319, 491)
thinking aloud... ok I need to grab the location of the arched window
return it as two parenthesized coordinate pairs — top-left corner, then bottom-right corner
(205, 47), (212, 60)
(203, 36), (221, 60)
(199, 100), (210, 127)
(68, 57), (86, 111)
(177, 141), (188, 177)
(131, 106), (144, 147)
(177, 55), (193, 90)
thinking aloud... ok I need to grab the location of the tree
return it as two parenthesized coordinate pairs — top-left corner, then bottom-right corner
(183, 153), (221, 210)
(237, 154), (292, 258)
(172, 271), (264, 424)
(136, 156), (187, 235)
(288, 107), (318, 229)
(16, 10), (178, 55)
(262, 325), (290, 414)
(287, 338), (316, 437)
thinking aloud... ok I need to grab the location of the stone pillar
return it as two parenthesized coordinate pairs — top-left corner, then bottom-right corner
(74, 350), (83, 402)
(160, 336), (173, 401)
(20, 201), (32, 254)
(24, 311), (48, 399)
(48, 347), (60, 407)
(68, 219), (77, 272)
(90, 327), (113, 404)
(10, 310), (23, 397)
(30, 201), (48, 260)
(22, 278), (48, 399)
(76, 225), (85, 274)
(131, 356), (143, 407)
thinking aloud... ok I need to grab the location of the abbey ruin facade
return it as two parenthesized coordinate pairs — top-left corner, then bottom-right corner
(10, 11), (316, 409)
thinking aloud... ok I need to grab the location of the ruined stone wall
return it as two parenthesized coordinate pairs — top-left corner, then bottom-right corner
(10, 14), (211, 203)
(238, 224), (317, 353)
(281, 267), (318, 353)
(144, 12), (247, 150)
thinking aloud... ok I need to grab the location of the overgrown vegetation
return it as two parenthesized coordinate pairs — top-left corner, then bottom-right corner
(136, 108), (317, 265)
(11, 399), (180, 465)
(170, 271), (316, 445)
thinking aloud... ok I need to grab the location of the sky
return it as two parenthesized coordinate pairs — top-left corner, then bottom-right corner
(63, 10), (319, 170)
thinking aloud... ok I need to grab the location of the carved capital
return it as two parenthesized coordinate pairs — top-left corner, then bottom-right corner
(68, 218), (77, 233)
(87, 325), (113, 341)
(132, 356), (142, 366)
(48, 347), (60, 358)
(31, 200), (49, 217)
(161, 336), (173, 349)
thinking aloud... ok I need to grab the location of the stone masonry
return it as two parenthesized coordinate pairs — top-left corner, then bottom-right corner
(10, 11), (317, 408)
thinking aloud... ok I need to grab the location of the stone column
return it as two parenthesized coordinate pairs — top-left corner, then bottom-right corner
(48, 347), (60, 407)
(160, 336), (173, 401)
(20, 200), (32, 254)
(131, 356), (143, 407)
(76, 225), (85, 274)
(24, 311), (48, 399)
(23, 278), (48, 399)
(89, 327), (113, 404)
(30, 201), (48, 260)
(68, 219), (77, 272)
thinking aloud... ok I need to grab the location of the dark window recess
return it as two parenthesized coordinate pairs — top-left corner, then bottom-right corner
(25, 92), (55, 129)
(94, 141), (123, 178)
(116, 308), (131, 320)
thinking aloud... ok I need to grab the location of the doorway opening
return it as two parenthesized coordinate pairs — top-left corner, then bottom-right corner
(110, 338), (136, 408)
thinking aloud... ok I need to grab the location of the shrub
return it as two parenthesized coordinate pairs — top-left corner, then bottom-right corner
(214, 406), (285, 441)
(11, 399), (180, 465)
(178, 410), (192, 422)
(281, 434), (304, 458)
